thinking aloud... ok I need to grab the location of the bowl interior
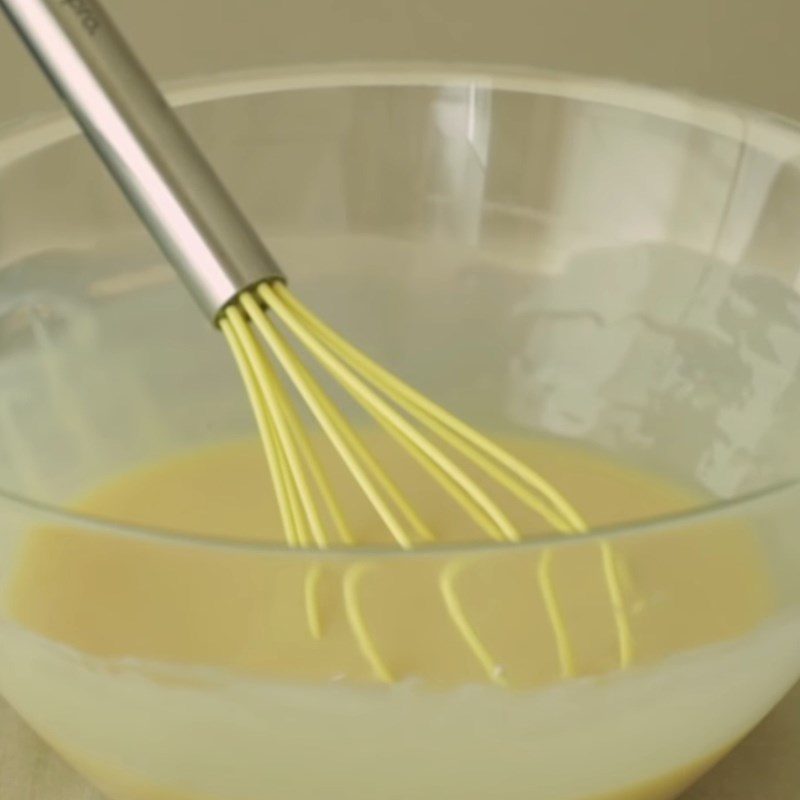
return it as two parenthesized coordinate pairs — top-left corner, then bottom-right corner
(0, 68), (799, 800)
(3, 71), (800, 519)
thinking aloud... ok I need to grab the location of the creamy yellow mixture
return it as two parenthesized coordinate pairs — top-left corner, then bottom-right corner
(1, 435), (780, 800)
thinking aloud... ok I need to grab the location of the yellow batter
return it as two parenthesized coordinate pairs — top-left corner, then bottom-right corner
(3, 434), (776, 800)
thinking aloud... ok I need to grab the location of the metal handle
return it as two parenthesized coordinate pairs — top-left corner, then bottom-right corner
(0, 0), (285, 321)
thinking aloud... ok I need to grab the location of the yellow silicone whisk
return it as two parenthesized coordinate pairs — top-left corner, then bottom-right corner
(1, 0), (633, 685)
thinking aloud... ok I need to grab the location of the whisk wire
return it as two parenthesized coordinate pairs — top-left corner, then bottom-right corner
(258, 283), (522, 544)
(232, 314), (327, 549)
(441, 561), (508, 687)
(270, 283), (582, 533)
(240, 294), (431, 549)
(396, 441), (508, 540)
(343, 565), (394, 683)
(305, 565), (324, 640)
(220, 313), (296, 546)
(538, 550), (578, 678)
(274, 388), (355, 546)
(600, 544), (634, 668)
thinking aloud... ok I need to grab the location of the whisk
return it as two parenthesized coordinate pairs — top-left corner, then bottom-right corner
(2, 0), (632, 684)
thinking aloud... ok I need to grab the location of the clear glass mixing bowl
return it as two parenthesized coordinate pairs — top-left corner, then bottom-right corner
(0, 65), (798, 800)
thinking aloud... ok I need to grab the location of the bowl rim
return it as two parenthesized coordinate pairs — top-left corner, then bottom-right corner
(5, 59), (800, 167)
(2, 61), (799, 558)
(0, 478), (795, 558)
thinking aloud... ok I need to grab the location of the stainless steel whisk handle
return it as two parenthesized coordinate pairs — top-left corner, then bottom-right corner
(0, 0), (286, 321)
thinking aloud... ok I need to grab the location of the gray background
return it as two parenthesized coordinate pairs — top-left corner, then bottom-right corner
(2, 0), (800, 123)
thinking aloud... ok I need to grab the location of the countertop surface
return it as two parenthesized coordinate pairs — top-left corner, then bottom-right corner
(1, 681), (798, 799)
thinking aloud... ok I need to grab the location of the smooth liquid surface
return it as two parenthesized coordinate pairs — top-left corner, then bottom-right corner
(8, 434), (771, 686)
(1, 436), (785, 800)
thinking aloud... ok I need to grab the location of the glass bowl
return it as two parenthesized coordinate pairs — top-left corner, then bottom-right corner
(0, 64), (798, 800)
